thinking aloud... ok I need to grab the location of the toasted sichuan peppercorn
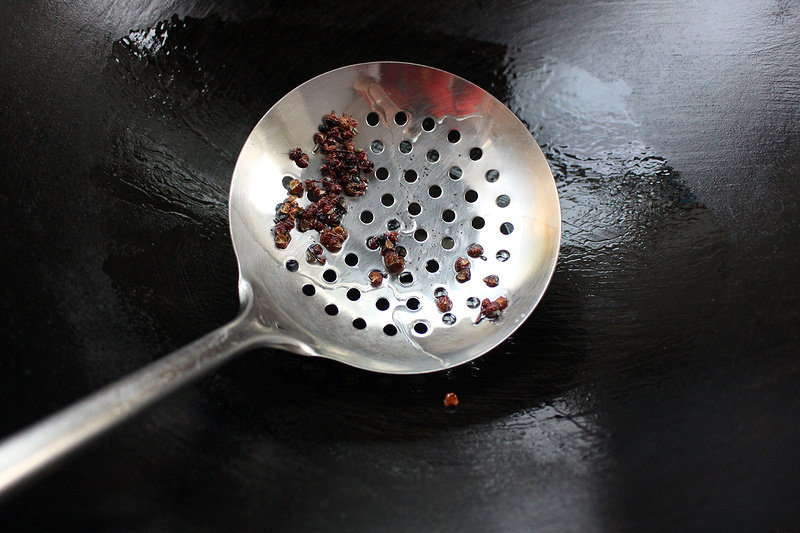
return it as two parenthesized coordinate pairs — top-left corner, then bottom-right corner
(443, 392), (459, 407)
(277, 196), (301, 216)
(483, 274), (500, 287)
(467, 243), (486, 259)
(274, 217), (293, 232)
(369, 270), (384, 286)
(453, 256), (471, 283)
(306, 243), (326, 264)
(276, 111), (374, 252)
(344, 180), (367, 196)
(297, 216), (314, 232)
(384, 250), (405, 273)
(483, 299), (500, 318)
(475, 296), (509, 324)
(305, 179), (323, 201)
(454, 257), (471, 271)
(320, 227), (346, 253)
(288, 147), (309, 168)
(436, 295), (453, 312)
(381, 240), (395, 256)
(288, 178), (304, 196)
(275, 232), (290, 249)
(342, 114), (358, 131)
(359, 159), (374, 173)
(367, 232), (408, 274)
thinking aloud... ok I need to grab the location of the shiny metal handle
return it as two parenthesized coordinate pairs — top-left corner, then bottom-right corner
(0, 306), (269, 498)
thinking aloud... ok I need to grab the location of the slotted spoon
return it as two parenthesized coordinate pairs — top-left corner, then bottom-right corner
(0, 62), (560, 495)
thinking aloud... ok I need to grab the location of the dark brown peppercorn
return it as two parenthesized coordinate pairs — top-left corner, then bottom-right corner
(443, 392), (459, 407)
(483, 274), (499, 287)
(359, 159), (374, 173)
(275, 112), (374, 254)
(384, 250), (405, 273)
(475, 296), (509, 324)
(344, 180), (367, 196)
(288, 147), (309, 168)
(467, 243), (485, 259)
(319, 226), (347, 253)
(455, 268), (471, 283)
(275, 232), (290, 249)
(454, 257), (470, 271)
(367, 232), (408, 275)
(288, 178), (304, 196)
(369, 270), (384, 286)
(436, 295), (453, 312)
(306, 244), (326, 264)
(380, 239), (394, 254)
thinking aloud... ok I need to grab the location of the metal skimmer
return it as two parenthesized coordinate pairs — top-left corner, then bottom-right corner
(0, 62), (561, 494)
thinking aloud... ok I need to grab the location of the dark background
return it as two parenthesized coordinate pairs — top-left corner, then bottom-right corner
(1, 1), (798, 531)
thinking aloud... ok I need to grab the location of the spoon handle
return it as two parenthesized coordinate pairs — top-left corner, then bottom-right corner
(0, 304), (271, 498)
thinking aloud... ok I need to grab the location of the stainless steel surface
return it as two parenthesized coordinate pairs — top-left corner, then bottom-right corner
(234, 62), (560, 371)
(0, 62), (560, 495)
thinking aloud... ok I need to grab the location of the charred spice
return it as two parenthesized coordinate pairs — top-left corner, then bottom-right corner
(483, 274), (499, 287)
(475, 296), (509, 324)
(368, 270), (384, 287)
(273, 112), (373, 252)
(467, 243), (486, 260)
(443, 392), (459, 408)
(306, 243), (326, 265)
(367, 231), (406, 274)
(454, 256), (471, 283)
(434, 287), (453, 312)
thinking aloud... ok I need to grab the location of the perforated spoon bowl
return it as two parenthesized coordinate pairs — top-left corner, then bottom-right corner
(0, 62), (560, 495)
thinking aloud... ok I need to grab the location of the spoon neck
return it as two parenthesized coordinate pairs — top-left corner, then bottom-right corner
(236, 279), (318, 357)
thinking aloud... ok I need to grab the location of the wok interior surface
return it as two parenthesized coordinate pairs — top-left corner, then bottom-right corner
(1, 2), (798, 531)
